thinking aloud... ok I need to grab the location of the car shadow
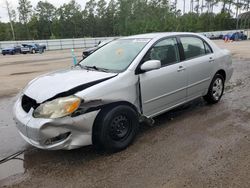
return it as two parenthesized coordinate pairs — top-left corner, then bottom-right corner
(138, 97), (207, 135)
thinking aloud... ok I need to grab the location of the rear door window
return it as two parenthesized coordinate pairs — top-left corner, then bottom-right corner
(180, 37), (206, 60)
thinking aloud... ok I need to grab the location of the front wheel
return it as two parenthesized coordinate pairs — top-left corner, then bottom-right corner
(93, 105), (139, 152)
(203, 74), (225, 104)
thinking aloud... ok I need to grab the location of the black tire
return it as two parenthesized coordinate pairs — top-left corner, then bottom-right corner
(203, 74), (225, 104)
(93, 105), (139, 152)
(32, 49), (35, 54)
(2, 53), (6, 55)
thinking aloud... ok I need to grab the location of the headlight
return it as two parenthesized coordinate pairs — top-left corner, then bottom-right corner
(33, 96), (81, 119)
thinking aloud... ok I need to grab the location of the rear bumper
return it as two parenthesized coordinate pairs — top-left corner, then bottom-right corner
(13, 97), (99, 150)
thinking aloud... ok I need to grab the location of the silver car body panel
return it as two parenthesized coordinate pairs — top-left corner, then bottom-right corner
(24, 69), (117, 103)
(139, 62), (187, 116)
(13, 32), (233, 150)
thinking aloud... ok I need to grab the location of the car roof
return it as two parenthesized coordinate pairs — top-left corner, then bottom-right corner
(122, 32), (201, 40)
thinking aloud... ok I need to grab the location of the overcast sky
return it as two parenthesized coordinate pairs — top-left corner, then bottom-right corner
(0, 0), (234, 22)
(0, 0), (83, 22)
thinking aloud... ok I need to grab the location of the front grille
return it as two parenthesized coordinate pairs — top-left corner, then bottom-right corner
(21, 95), (39, 113)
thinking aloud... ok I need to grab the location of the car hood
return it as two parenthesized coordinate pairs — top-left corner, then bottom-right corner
(23, 69), (117, 103)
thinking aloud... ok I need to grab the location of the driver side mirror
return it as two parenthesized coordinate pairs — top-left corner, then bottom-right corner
(140, 60), (161, 72)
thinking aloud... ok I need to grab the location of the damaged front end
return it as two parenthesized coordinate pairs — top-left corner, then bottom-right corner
(13, 71), (119, 149)
(15, 91), (137, 150)
(14, 94), (101, 150)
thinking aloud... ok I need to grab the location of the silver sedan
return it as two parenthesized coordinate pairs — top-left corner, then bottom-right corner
(13, 32), (233, 152)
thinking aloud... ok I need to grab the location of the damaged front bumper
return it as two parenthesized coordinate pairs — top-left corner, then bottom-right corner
(13, 97), (99, 150)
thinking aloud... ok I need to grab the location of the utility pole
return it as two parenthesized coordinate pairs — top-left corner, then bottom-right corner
(5, 0), (15, 40)
(183, 0), (186, 14)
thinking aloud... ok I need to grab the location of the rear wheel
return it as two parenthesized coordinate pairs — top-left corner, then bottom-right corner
(93, 105), (139, 152)
(32, 49), (35, 54)
(203, 74), (225, 104)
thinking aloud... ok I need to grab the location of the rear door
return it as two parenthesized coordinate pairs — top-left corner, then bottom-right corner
(178, 36), (214, 100)
(139, 37), (187, 117)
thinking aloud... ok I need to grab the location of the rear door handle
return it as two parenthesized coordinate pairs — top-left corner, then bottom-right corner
(177, 66), (186, 72)
(209, 57), (215, 63)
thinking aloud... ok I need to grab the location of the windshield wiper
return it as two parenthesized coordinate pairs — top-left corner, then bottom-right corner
(84, 66), (110, 72)
(74, 63), (84, 69)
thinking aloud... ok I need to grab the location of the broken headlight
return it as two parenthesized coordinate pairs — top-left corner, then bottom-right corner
(33, 95), (81, 119)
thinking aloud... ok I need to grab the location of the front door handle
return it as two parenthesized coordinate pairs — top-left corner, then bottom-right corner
(177, 66), (186, 72)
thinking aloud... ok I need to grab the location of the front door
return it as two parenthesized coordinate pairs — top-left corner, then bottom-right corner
(139, 37), (187, 117)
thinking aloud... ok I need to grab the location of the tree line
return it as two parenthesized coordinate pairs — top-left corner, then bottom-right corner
(0, 0), (249, 41)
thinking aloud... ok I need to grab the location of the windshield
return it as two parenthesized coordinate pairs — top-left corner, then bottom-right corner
(79, 39), (150, 72)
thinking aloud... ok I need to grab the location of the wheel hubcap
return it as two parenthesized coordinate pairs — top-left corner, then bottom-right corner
(212, 78), (223, 100)
(109, 115), (131, 141)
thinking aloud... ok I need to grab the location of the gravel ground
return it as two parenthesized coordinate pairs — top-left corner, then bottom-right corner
(0, 40), (249, 188)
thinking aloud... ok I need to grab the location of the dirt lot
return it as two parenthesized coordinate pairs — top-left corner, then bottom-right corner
(0, 41), (250, 188)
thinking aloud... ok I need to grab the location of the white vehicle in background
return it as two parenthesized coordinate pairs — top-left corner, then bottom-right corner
(13, 32), (233, 152)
